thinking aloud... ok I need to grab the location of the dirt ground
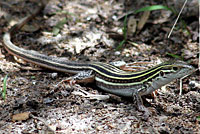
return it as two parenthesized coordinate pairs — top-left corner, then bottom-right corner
(0, 0), (199, 133)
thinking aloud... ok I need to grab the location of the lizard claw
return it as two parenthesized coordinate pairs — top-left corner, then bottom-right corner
(137, 104), (151, 120)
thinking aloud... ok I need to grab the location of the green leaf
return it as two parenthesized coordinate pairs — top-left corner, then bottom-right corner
(55, 18), (67, 29)
(2, 75), (8, 100)
(135, 5), (173, 13)
(31, 76), (36, 79)
(52, 18), (67, 36)
(52, 27), (60, 36)
(197, 116), (200, 121)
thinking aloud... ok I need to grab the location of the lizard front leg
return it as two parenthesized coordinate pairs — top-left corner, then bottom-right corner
(133, 92), (152, 120)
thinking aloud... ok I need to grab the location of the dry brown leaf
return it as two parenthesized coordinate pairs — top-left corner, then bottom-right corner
(12, 112), (30, 122)
(137, 11), (150, 31)
(22, 24), (40, 32)
(127, 16), (137, 35)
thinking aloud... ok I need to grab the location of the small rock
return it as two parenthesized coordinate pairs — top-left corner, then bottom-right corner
(114, 51), (121, 55)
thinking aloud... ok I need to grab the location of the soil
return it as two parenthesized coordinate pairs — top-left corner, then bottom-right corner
(0, 0), (199, 133)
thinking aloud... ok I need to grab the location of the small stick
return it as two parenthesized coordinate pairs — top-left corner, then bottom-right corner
(168, 0), (188, 38)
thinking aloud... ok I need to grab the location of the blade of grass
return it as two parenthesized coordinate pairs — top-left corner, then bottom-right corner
(2, 74), (8, 100)
(116, 40), (126, 50)
(116, 5), (174, 50)
(166, 53), (183, 60)
(135, 5), (174, 14)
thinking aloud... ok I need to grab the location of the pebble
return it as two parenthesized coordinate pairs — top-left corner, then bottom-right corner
(114, 51), (121, 55)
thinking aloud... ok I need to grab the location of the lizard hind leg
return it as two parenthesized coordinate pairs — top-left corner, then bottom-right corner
(71, 70), (95, 84)
(62, 70), (95, 88)
(53, 70), (95, 96)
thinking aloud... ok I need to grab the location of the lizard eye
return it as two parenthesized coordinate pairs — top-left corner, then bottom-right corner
(172, 66), (179, 71)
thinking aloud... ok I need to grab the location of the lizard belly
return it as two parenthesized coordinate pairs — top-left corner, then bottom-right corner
(95, 78), (142, 97)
